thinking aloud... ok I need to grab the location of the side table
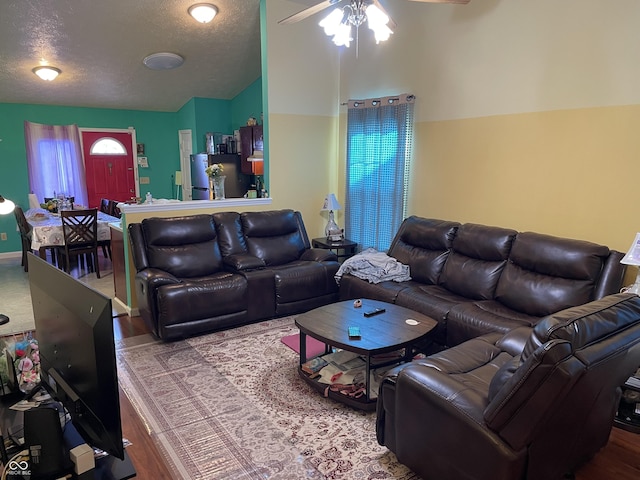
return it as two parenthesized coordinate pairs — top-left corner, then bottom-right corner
(312, 237), (357, 263)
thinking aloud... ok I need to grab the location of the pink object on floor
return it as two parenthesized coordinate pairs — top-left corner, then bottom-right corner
(281, 333), (327, 358)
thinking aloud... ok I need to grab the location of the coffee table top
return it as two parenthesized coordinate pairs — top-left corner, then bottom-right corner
(295, 299), (437, 356)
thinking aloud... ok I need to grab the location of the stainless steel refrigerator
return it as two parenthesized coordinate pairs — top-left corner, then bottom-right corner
(190, 153), (250, 199)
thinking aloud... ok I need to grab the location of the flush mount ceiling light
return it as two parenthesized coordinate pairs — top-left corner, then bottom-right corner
(188, 3), (218, 23)
(32, 66), (61, 81)
(143, 52), (185, 70)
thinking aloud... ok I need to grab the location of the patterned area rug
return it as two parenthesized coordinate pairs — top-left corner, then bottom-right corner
(116, 317), (419, 480)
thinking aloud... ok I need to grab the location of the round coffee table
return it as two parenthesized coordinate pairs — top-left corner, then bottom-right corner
(295, 299), (437, 410)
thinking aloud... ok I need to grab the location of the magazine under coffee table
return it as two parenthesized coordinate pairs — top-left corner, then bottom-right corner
(295, 299), (438, 411)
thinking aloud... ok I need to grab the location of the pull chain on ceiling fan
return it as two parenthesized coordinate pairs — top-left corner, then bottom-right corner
(278, 0), (471, 55)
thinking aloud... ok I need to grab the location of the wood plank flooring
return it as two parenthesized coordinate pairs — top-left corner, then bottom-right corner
(114, 312), (640, 480)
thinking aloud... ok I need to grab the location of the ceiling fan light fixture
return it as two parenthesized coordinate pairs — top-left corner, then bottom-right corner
(365, 5), (392, 43)
(32, 66), (61, 81)
(333, 23), (353, 47)
(188, 3), (218, 23)
(319, 8), (344, 36)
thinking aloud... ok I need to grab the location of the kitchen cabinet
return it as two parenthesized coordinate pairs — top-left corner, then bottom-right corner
(240, 125), (264, 175)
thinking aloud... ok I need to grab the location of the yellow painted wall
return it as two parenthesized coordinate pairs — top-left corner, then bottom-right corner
(409, 105), (638, 254)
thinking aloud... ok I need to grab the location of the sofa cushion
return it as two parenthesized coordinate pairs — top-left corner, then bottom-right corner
(241, 210), (307, 266)
(387, 217), (459, 285)
(141, 215), (223, 277)
(495, 232), (610, 317)
(156, 272), (248, 327)
(271, 260), (339, 304)
(445, 300), (541, 346)
(440, 223), (516, 301)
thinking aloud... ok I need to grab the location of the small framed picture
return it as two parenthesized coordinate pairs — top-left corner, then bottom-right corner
(137, 143), (145, 155)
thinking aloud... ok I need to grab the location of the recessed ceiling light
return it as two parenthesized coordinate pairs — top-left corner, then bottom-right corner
(33, 66), (61, 81)
(143, 53), (185, 70)
(188, 3), (218, 23)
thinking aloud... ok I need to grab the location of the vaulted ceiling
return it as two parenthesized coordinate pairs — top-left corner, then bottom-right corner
(0, 0), (262, 112)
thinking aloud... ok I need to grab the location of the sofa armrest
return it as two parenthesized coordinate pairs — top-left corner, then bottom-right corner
(495, 327), (532, 356)
(301, 248), (338, 262)
(134, 268), (181, 337)
(223, 253), (266, 271)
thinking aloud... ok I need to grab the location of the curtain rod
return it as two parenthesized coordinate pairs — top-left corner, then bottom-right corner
(341, 94), (415, 107)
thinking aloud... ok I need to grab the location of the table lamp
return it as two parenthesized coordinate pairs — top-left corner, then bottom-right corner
(321, 193), (343, 242)
(0, 194), (16, 325)
(621, 232), (640, 295)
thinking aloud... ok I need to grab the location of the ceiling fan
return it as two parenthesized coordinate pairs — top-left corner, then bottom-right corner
(279, 0), (471, 51)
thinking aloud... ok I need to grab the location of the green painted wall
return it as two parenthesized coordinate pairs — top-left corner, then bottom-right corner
(231, 77), (263, 132)
(0, 103), (177, 253)
(0, 78), (264, 254)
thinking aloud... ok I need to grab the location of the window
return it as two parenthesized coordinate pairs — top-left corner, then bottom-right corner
(24, 122), (88, 206)
(90, 138), (126, 155)
(344, 94), (415, 251)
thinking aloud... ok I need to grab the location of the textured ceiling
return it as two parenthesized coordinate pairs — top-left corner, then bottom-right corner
(0, 0), (262, 112)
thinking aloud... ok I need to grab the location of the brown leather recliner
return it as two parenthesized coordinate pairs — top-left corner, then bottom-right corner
(129, 209), (340, 341)
(376, 293), (640, 480)
(128, 214), (250, 340)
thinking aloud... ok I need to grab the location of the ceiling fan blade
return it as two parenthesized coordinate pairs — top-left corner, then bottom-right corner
(371, 0), (397, 30)
(278, 0), (345, 25)
(407, 0), (471, 4)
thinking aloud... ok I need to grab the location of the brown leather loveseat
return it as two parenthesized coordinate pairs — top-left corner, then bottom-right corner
(339, 216), (626, 348)
(376, 293), (640, 480)
(128, 209), (339, 340)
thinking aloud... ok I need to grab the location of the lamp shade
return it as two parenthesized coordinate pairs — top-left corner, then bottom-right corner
(0, 195), (16, 215)
(321, 194), (342, 212)
(621, 233), (640, 266)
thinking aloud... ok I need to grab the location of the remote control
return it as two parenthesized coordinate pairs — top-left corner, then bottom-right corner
(364, 308), (386, 317)
(348, 326), (361, 338)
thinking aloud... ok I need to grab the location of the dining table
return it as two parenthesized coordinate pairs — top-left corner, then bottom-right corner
(25, 208), (121, 258)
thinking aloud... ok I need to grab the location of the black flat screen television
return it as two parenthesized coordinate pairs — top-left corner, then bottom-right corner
(27, 253), (124, 460)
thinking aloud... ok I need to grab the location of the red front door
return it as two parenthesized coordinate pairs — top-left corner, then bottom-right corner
(82, 131), (136, 209)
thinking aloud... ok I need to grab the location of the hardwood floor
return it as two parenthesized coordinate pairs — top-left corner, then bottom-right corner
(113, 314), (640, 480)
(113, 315), (174, 480)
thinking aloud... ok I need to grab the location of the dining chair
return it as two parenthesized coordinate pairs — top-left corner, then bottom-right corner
(13, 205), (33, 272)
(107, 199), (121, 218)
(58, 208), (101, 278)
(100, 198), (110, 214)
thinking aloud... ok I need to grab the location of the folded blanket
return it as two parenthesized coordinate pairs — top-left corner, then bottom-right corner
(335, 247), (411, 284)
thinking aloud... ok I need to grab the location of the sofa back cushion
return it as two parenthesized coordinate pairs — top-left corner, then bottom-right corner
(495, 232), (611, 317)
(213, 211), (247, 256)
(440, 223), (516, 300)
(140, 215), (223, 277)
(387, 217), (460, 284)
(241, 210), (309, 266)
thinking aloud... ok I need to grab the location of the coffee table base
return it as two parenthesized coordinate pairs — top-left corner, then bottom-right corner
(297, 367), (378, 411)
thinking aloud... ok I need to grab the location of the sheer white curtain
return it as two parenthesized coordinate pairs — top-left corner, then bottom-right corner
(344, 94), (415, 251)
(24, 121), (88, 207)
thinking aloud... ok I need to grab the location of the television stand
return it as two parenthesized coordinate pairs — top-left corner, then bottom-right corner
(0, 393), (136, 479)
(84, 449), (136, 480)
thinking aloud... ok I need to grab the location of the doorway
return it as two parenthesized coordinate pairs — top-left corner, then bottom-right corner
(81, 129), (138, 209)
(178, 129), (193, 200)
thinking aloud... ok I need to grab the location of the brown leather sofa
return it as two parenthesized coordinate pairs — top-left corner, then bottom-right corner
(128, 209), (339, 340)
(376, 293), (640, 480)
(339, 216), (626, 347)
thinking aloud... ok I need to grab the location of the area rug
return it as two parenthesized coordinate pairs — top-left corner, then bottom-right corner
(280, 332), (327, 358)
(116, 317), (419, 480)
